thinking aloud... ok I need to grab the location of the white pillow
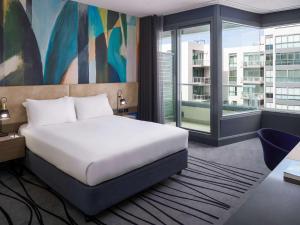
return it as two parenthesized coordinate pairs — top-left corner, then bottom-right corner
(72, 94), (113, 120)
(23, 97), (77, 126)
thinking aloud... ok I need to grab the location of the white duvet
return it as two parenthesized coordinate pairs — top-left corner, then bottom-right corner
(19, 116), (188, 186)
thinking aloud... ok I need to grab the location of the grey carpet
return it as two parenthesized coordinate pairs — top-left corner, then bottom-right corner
(0, 138), (269, 225)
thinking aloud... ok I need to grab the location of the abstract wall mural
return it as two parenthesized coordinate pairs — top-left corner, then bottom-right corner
(0, 0), (139, 86)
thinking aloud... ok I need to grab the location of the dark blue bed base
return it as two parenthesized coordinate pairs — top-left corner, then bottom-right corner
(24, 149), (188, 216)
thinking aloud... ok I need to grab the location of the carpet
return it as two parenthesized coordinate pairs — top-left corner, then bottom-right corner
(0, 138), (269, 225)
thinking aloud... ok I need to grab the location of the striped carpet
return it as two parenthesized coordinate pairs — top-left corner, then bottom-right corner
(0, 140), (268, 225)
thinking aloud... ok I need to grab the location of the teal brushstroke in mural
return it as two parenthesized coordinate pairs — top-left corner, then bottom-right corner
(88, 6), (104, 37)
(32, 0), (66, 70)
(108, 28), (127, 82)
(44, 1), (78, 84)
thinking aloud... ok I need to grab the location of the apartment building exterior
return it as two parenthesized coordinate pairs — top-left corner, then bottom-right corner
(264, 25), (300, 112)
(180, 41), (210, 103)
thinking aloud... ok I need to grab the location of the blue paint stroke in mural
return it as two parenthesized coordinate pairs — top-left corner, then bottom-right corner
(108, 28), (127, 82)
(44, 1), (78, 84)
(88, 6), (104, 38)
(32, 0), (66, 70)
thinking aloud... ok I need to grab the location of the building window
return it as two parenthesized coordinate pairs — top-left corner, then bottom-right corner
(276, 87), (300, 100)
(266, 103), (274, 108)
(229, 86), (237, 96)
(265, 36), (273, 51)
(288, 105), (300, 111)
(229, 54), (237, 67)
(192, 50), (204, 65)
(276, 70), (300, 83)
(276, 104), (288, 110)
(276, 34), (300, 49)
(265, 70), (273, 83)
(265, 54), (273, 66)
(276, 52), (300, 65)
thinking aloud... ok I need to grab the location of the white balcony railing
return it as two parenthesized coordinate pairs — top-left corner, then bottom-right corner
(193, 94), (210, 101)
(193, 77), (211, 84)
(242, 93), (264, 100)
(242, 77), (264, 83)
(193, 59), (210, 67)
(243, 61), (264, 67)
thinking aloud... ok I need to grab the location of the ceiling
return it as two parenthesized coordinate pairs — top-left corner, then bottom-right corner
(74, 0), (300, 17)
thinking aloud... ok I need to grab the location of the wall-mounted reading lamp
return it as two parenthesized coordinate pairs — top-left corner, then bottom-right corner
(0, 97), (10, 137)
(117, 89), (127, 113)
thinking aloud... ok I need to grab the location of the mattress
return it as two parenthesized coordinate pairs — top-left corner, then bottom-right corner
(19, 116), (188, 186)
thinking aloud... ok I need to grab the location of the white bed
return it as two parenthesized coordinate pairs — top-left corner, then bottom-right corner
(20, 115), (188, 186)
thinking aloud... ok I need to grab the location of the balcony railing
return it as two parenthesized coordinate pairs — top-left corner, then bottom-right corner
(192, 94), (210, 101)
(242, 93), (264, 100)
(243, 61), (264, 67)
(193, 59), (210, 67)
(193, 77), (210, 84)
(242, 77), (264, 84)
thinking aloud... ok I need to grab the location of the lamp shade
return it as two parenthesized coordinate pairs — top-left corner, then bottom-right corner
(0, 97), (10, 120)
(120, 98), (127, 105)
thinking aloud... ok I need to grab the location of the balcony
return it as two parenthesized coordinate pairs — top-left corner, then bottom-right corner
(192, 94), (210, 101)
(242, 77), (264, 84)
(193, 77), (210, 84)
(242, 93), (264, 100)
(193, 59), (210, 67)
(243, 61), (264, 68)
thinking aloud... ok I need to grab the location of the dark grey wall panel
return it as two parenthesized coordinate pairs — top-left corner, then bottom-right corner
(220, 112), (261, 137)
(261, 111), (300, 136)
(220, 5), (261, 27)
(262, 8), (300, 27)
(163, 5), (215, 30)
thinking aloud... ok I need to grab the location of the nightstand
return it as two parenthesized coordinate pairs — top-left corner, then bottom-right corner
(115, 107), (138, 119)
(0, 134), (25, 163)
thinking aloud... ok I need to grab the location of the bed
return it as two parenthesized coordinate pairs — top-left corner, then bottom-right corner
(20, 115), (188, 216)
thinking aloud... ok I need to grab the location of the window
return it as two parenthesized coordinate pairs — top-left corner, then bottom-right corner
(265, 54), (273, 66)
(265, 70), (273, 83)
(276, 52), (300, 65)
(223, 21), (263, 115)
(276, 34), (300, 49)
(288, 105), (300, 111)
(265, 36), (273, 51)
(266, 103), (274, 108)
(276, 87), (300, 100)
(229, 86), (237, 96)
(276, 104), (288, 110)
(179, 24), (211, 133)
(276, 70), (300, 82)
(229, 54), (237, 67)
(265, 87), (273, 98)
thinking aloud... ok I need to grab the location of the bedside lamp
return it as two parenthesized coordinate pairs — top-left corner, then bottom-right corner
(0, 97), (10, 137)
(117, 89), (127, 113)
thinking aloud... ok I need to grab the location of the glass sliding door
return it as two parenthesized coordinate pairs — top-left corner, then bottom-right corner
(159, 31), (176, 125)
(178, 25), (211, 133)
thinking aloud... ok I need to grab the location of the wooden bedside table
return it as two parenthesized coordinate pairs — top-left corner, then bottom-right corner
(0, 134), (25, 163)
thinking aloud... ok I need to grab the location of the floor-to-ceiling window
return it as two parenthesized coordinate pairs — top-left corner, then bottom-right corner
(222, 21), (264, 115)
(160, 24), (211, 133)
(179, 25), (211, 132)
(222, 21), (300, 115)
